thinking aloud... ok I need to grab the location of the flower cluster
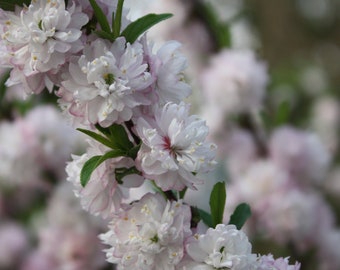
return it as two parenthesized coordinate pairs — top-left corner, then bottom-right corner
(0, 0), (301, 269)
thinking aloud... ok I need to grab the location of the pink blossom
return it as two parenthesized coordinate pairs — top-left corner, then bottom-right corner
(100, 193), (192, 269)
(66, 140), (144, 219)
(0, 222), (28, 269)
(257, 254), (300, 270)
(269, 126), (330, 185)
(181, 224), (257, 270)
(59, 37), (153, 127)
(200, 49), (268, 118)
(142, 38), (192, 104)
(135, 102), (217, 191)
(258, 190), (334, 251)
(0, 0), (88, 94)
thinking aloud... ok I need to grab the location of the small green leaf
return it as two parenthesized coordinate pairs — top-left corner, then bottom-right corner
(275, 101), (290, 126)
(113, 0), (124, 38)
(198, 208), (214, 228)
(209, 182), (226, 227)
(89, 0), (111, 33)
(94, 30), (115, 41)
(115, 166), (141, 184)
(127, 143), (141, 159)
(0, 0), (30, 10)
(77, 128), (114, 149)
(94, 124), (111, 137)
(179, 187), (187, 199)
(121, 13), (173, 44)
(108, 124), (134, 151)
(80, 149), (125, 187)
(0, 70), (10, 103)
(228, 203), (251, 230)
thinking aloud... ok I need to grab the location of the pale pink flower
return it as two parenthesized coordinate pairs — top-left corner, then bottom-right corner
(269, 126), (330, 185)
(311, 96), (340, 154)
(318, 229), (340, 270)
(200, 49), (268, 120)
(22, 181), (107, 270)
(143, 38), (192, 104)
(0, 105), (84, 186)
(25, 105), (84, 179)
(0, 222), (28, 269)
(258, 190), (334, 251)
(100, 193), (192, 270)
(257, 254), (301, 270)
(59, 37), (153, 127)
(135, 102), (217, 191)
(0, 119), (41, 186)
(0, 0), (88, 94)
(182, 224), (257, 270)
(66, 140), (144, 219)
(226, 160), (291, 209)
(23, 227), (106, 270)
(220, 129), (258, 178)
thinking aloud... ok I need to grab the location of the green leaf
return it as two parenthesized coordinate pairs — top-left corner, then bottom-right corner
(89, 0), (111, 33)
(108, 124), (134, 151)
(115, 166), (141, 184)
(113, 0), (124, 38)
(77, 128), (114, 149)
(121, 13), (173, 44)
(127, 143), (141, 159)
(275, 101), (290, 126)
(191, 1), (230, 49)
(209, 182), (226, 227)
(198, 208), (214, 228)
(179, 187), (187, 199)
(0, 70), (10, 103)
(228, 203), (251, 230)
(0, 0), (30, 10)
(80, 149), (125, 187)
(94, 30), (115, 41)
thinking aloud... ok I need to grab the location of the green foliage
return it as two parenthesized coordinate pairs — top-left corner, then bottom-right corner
(0, 0), (30, 10)
(192, 1), (231, 49)
(88, 0), (172, 44)
(209, 182), (226, 227)
(78, 124), (137, 157)
(197, 208), (214, 228)
(120, 13), (173, 44)
(228, 203), (251, 230)
(260, 100), (291, 132)
(78, 123), (143, 187)
(88, 0), (111, 33)
(113, 0), (124, 37)
(115, 166), (140, 184)
(80, 149), (125, 187)
(77, 128), (115, 149)
(107, 124), (134, 151)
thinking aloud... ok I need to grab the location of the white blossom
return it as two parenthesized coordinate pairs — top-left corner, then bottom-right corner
(258, 190), (334, 251)
(135, 102), (216, 191)
(59, 37), (153, 127)
(182, 224), (257, 270)
(66, 140), (144, 219)
(200, 49), (268, 122)
(99, 193), (192, 270)
(0, 0), (88, 94)
(143, 38), (192, 104)
(269, 126), (331, 185)
(257, 254), (300, 270)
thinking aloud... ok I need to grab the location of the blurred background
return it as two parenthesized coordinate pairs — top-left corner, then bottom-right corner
(0, 0), (339, 269)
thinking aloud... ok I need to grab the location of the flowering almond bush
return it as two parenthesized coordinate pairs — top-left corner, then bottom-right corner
(0, 0), (301, 269)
